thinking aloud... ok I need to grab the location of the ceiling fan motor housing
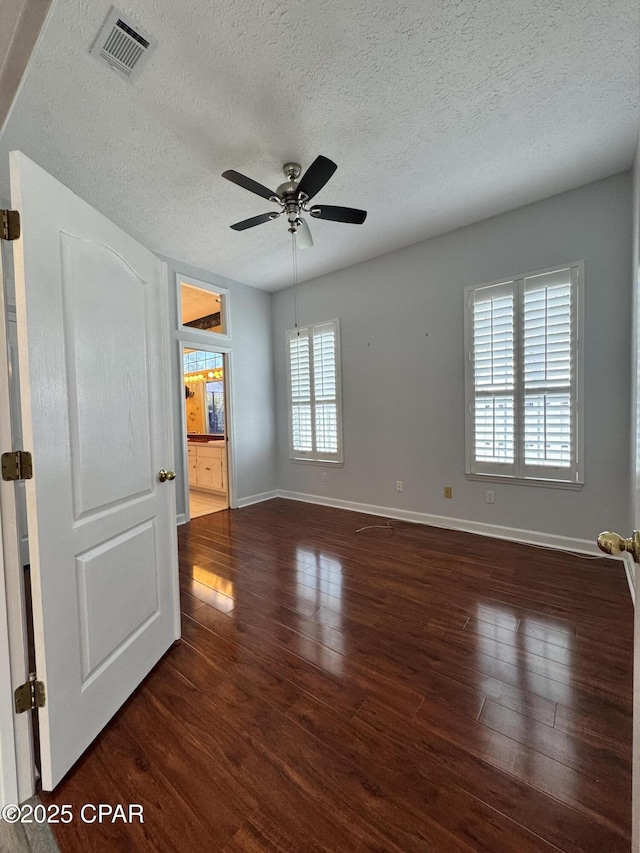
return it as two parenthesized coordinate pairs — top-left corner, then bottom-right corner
(276, 180), (300, 199)
(275, 176), (305, 230)
(278, 163), (308, 227)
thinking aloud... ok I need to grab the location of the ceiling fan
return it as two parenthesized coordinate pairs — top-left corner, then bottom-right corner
(221, 155), (367, 249)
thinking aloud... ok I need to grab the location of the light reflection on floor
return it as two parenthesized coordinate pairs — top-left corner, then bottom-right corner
(296, 546), (345, 675)
(190, 565), (236, 616)
(476, 604), (573, 710)
(475, 602), (575, 774)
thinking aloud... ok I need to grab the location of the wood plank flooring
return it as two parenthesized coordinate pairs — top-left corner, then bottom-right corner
(41, 499), (633, 851)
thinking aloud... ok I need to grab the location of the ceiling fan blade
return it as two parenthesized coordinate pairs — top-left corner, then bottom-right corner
(222, 170), (277, 201)
(297, 156), (337, 201)
(294, 218), (313, 249)
(309, 205), (367, 224)
(230, 212), (279, 231)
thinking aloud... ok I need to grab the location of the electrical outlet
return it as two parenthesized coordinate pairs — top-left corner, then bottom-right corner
(396, 481), (403, 492)
(322, 471), (327, 482)
(486, 490), (495, 504)
(444, 486), (452, 499)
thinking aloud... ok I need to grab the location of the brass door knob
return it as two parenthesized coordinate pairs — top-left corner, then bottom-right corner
(597, 530), (640, 562)
(158, 469), (176, 483)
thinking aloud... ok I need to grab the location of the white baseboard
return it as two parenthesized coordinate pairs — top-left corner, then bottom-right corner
(176, 513), (187, 526)
(276, 489), (602, 556)
(236, 489), (280, 508)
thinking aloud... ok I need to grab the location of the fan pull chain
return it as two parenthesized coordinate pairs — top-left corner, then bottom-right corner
(292, 231), (300, 333)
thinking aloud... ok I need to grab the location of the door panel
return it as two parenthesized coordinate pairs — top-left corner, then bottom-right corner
(10, 151), (179, 789)
(76, 520), (158, 682)
(60, 233), (153, 515)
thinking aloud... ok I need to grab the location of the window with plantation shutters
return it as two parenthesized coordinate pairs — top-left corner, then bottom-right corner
(465, 263), (583, 485)
(287, 320), (343, 463)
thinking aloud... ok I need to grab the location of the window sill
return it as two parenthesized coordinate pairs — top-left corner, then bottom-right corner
(466, 473), (583, 491)
(290, 458), (344, 468)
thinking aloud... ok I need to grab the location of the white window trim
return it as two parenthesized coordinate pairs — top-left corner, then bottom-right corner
(286, 319), (343, 465)
(464, 261), (584, 487)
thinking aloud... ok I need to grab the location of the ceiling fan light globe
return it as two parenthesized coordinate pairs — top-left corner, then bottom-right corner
(294, 217), (313, 249)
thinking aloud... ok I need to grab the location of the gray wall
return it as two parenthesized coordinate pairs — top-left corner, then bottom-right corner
(633, 139), (640, 529)
(272, 173), (633, 544)
(161, 255), (277, 517)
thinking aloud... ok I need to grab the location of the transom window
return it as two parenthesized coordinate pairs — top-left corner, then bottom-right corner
(178, 276), (228, 337)
(464, 263), (584, 485)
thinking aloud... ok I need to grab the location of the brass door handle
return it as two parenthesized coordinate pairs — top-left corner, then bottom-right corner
(158, 469), (176, 483)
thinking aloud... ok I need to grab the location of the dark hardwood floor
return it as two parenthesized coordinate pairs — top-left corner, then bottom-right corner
(42, 499), (633, 851)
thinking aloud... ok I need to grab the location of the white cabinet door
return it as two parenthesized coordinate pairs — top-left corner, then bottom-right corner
(211, 459), (224, 491)
(10, 151), (179, 790)
(187, 447), (197, 486)
(196, 457), (222, 490)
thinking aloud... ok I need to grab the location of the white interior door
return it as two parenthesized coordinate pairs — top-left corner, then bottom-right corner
(9, 151), (180, 790)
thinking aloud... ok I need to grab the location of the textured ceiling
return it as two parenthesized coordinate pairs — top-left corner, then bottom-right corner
(0, 0), (638, 291)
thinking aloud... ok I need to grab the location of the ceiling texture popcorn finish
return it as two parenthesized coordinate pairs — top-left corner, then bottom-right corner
(0, 0), (637, 291)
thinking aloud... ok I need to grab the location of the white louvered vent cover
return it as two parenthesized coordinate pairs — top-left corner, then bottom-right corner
(90, 8), (158, 81)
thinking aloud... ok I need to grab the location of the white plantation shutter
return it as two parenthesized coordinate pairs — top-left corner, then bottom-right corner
(289, 331), (312, 453)
(471, 283), (515, 474)
(287, 320), (342, 462)
(465, 264), (582, 484)
(522, 269), (573, 476)
(313, 326), (339, 454)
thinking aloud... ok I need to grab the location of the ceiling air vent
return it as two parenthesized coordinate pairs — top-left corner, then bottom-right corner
(90, 8), (157, 82)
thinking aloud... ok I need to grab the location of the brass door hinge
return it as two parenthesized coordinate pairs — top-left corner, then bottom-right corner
(15, 673), (45, 714)
(1, 209), (20, 241)
(1, 451), (32, 481)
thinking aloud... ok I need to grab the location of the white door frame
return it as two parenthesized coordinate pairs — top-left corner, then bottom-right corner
(632, 574), (639, 850)
(631, 149), (640, 852)
(0, 498), (19, 808)
(178, 339), (235, 522)
(0, 240), (34, 807)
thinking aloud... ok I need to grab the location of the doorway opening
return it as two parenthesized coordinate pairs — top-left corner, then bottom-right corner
(183, 347), (229, 518)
